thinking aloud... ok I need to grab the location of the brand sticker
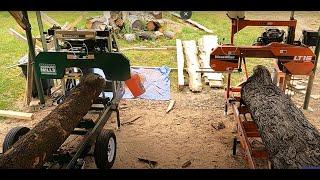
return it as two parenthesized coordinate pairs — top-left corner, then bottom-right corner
(40, 63), (57, 75)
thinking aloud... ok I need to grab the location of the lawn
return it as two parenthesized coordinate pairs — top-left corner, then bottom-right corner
(0, 11), (269, 110)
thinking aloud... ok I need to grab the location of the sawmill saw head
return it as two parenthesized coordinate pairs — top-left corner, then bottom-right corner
(210, 42), (316, 75)
(210, 42), (315, 75)
(34, 27), (131, 81)
(210, 12), (317, 76)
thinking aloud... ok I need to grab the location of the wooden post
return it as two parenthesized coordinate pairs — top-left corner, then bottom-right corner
(303, 26), (320, 110)
(24, 38), (36, 106)
(176, 39), (185, 90)
(36, 11), (48, 51)
(22, 11), (45, 105)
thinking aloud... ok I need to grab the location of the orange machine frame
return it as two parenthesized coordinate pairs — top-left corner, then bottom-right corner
(210, 43), (316, 168)
(231, 18), (297, 45)
(209, 15), (316, 168)
(211, 42), (316, 114)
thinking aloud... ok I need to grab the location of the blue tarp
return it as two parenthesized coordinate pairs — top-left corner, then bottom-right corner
(123, 66), (171, 101)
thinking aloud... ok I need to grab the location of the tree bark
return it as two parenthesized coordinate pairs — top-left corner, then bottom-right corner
(0, 73), (105, 169)
(146, 21), (161, 31)
(241, 65), (320, 169)
(109, 11), (125, 30)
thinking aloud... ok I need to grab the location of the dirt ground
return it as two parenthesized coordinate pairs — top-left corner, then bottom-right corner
(0, 86), (249, 169)
(0, 77), (319, 169)
(0, 11), (319, 169)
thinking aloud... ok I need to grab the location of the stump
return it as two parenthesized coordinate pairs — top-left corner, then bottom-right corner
(241, 65), (320, 169)
(0, 73), (105, 169)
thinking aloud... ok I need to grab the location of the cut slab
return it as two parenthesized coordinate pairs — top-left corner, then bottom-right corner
(198, 35), (223, 88)
(182, 40), (202, 92)
(176, 39), (185, 90)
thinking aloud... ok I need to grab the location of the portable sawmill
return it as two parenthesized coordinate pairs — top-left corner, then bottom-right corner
(209, 11), (318, 168)
(1, 26), (131, 169)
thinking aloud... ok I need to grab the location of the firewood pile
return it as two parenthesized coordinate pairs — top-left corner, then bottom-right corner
(86, 11), (176, 41)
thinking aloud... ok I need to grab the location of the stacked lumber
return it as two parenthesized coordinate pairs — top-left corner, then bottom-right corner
(176, 35), (224, 92)
(198, 35), (223, 88)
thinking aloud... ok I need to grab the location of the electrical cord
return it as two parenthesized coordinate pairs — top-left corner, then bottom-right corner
(64, 40), (77, 58)
(82, 42), (89, 56)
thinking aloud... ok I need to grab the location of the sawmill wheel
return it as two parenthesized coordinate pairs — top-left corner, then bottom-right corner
(94, 129), (117, 169)
(2, 126), (30, 153)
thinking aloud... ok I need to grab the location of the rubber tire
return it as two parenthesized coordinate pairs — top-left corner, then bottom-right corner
(94, 129), (117, 169)
(2, 126), (30, 153)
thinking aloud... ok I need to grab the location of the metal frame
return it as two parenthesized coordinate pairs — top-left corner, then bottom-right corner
(304, 27), (320, 109)
(27, 16), (128, 168)
(230, 12), (297, 45)
(65, 93), (119, 169)
(219, 13), (305, 168)
(230, 99), (271, 169)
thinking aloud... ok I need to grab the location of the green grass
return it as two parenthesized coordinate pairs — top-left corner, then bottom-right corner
(0, 11), (101, 110)
(0, 11), (272, 110)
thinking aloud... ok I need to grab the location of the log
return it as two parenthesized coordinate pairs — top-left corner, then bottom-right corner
(0, 110), (34, 120)
(103, 11), (111, 25)
(123, 33), (136, 42)
(136, 31), (156, 40)
(128, 15), (145, 31)
(241, 65), (320, 169)
(163, 30), (175, 39)
(182, 40), (202, 92)
(109, 11), (125, 31)
(150, 11), (162, 19)
(154, 31), (164, 38)
(0, 73), (105, 169)
(146, 20), (161, 31)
